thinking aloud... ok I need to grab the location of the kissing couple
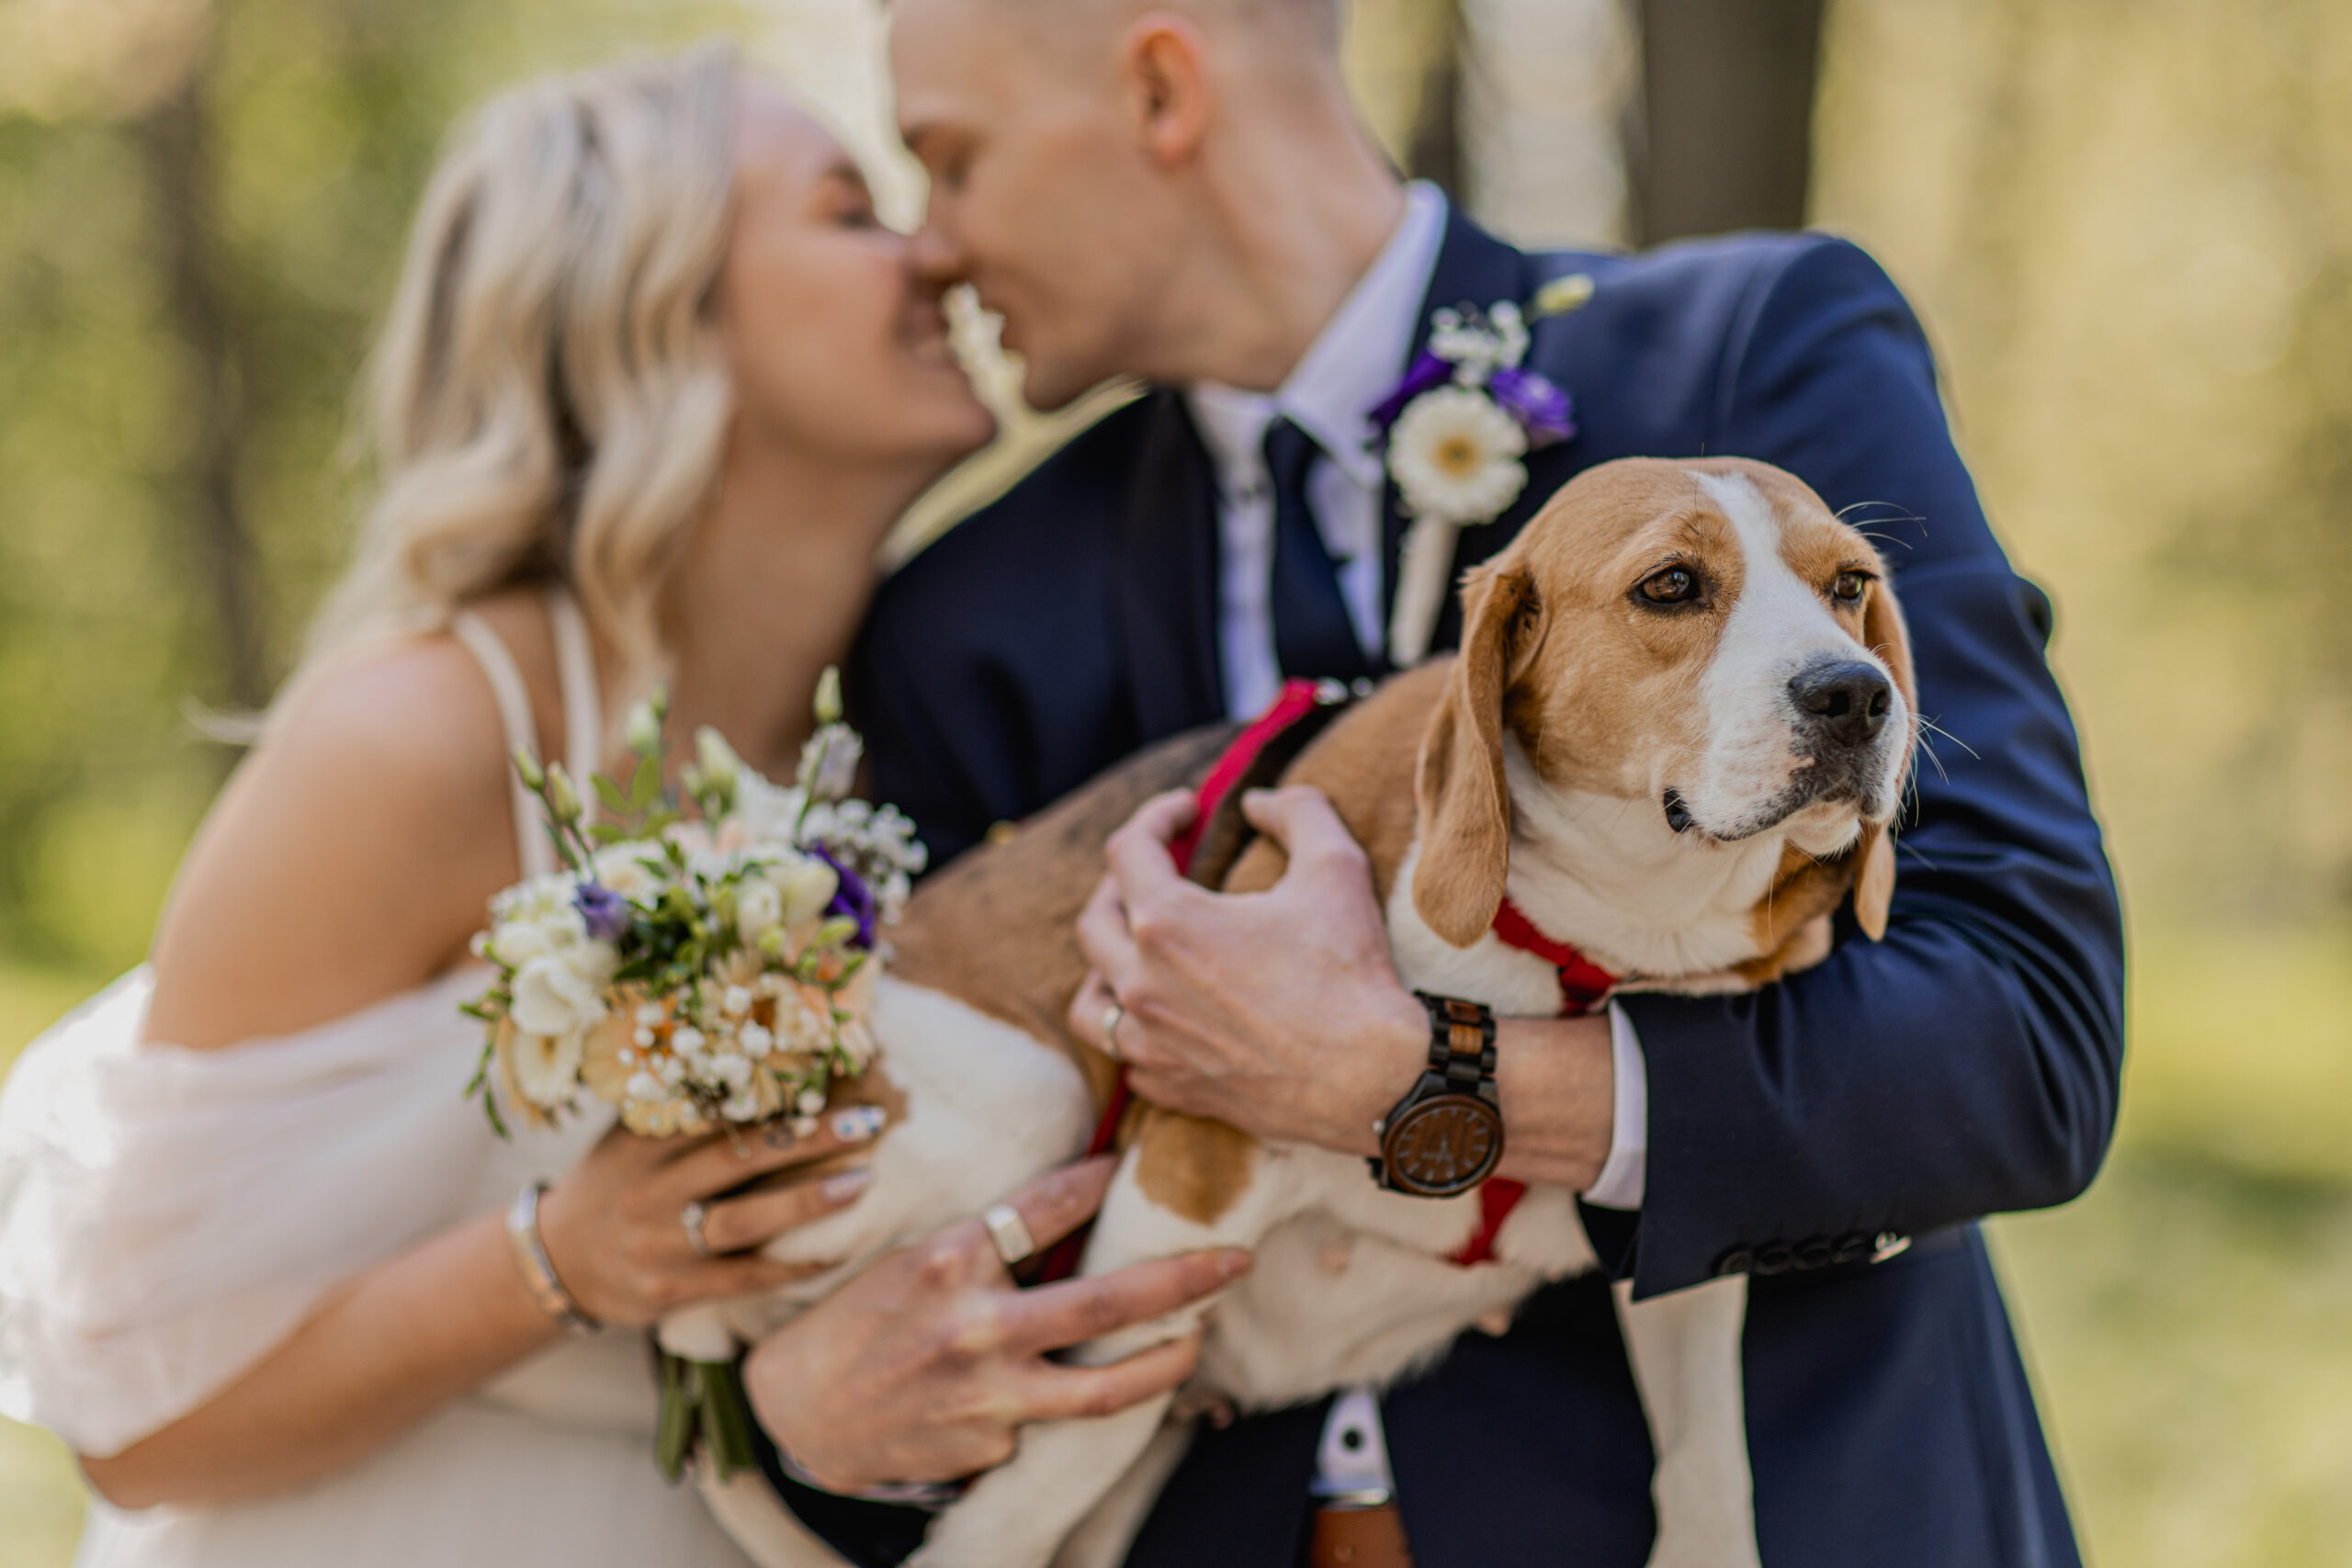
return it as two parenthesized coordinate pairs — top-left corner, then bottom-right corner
(0, 2), (2120, 1567)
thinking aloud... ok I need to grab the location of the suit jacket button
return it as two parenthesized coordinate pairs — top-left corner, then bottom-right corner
(1796, 1237), (1834, 1270)
(1752, 1242), (1794, 1276)
(1714, 1247), (1754, 1278)
(1831, 1231), (1872, 1265)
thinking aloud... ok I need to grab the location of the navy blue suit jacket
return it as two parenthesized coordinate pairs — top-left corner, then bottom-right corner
(830, 211), (2122, 1566)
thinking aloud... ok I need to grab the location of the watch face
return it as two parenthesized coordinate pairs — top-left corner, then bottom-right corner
(1383, 1093), (1503, 1198)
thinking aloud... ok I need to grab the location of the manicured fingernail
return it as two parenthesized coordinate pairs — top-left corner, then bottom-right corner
(832, 1106), (888, 1143)
(1217, 1248), (1251, 1279)
(822, 1168), (874, 1202)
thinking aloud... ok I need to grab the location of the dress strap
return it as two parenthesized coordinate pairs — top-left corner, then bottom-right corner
(450, 608), (557, 882)
(545, 588), (605, 792)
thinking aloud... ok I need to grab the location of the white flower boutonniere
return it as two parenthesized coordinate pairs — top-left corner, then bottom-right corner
(1387, 386), (1531, 526)
(1371, 274), (1594, 665)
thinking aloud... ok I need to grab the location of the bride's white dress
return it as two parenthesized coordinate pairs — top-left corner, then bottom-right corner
(0, 594), (756, 1567)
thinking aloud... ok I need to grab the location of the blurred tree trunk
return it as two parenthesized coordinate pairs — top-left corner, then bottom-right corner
(134, 51), (269, 714)
(1632, 0), (1824, 243)
(1405, 0), (1467, 197)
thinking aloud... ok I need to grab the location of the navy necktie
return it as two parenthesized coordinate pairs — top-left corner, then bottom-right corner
(1263, 416), (1376, 683)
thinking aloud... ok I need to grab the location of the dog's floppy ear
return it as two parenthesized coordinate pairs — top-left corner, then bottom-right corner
(1414, 563), (1542, 947)
(1850, 570), (1917, 942)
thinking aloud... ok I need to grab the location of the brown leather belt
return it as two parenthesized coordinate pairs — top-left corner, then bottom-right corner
(1307, 1502), (1416, 1568)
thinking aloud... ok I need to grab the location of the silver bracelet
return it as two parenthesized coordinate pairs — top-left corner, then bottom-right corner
(505, 1181), (601, 1336)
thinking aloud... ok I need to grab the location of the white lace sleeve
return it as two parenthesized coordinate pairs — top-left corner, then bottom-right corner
(0, 968), (504, 1457)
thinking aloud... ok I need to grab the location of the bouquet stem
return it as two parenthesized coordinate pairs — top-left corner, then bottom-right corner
(655, 1348), (759, 1484)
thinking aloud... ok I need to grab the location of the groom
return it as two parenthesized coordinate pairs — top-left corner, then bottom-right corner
(806, 0), (2121, 1563)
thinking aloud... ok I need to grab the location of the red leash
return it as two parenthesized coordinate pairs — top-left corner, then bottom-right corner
(1037, 682), (1331, 1283)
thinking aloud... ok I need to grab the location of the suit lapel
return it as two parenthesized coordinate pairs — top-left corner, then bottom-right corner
(1116, 389), (1226, 737)
(1380, 210), (1539, 640)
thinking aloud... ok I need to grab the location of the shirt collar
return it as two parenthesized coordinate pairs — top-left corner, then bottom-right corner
(1189, 182), (1450, 499)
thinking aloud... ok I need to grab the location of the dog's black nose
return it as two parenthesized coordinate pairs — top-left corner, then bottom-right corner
(1789, 660), (1893, 748)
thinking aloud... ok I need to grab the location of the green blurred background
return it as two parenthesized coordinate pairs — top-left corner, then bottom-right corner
(4, 0), (2350, 1562)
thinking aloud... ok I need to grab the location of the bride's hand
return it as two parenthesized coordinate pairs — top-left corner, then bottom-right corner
(741, 1156), (1250, 1491)
(535, 1109), (887, 1330)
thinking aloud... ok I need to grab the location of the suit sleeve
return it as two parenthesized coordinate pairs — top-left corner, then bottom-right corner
(1614, 237), (2127, 1297)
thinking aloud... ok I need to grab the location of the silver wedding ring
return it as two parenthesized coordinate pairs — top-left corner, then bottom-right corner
(681, 1200), (715, 1259)
(982, 1202), (1036, 1268)
(1100, 999), (1126, 1060)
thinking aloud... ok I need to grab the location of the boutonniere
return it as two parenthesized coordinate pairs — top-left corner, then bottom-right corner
(1373, 272), (1594, 666)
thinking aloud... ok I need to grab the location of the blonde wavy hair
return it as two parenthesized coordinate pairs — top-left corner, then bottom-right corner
(300, 42), (741, 708)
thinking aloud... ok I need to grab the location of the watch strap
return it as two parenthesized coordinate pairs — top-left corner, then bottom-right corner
(1419, 993), (1498, 1090)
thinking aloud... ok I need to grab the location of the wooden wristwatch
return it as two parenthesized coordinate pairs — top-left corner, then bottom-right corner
(1369, 993), (1505, 1198)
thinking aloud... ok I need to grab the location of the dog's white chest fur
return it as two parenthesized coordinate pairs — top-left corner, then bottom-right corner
(1186, 834), (1612, 1412)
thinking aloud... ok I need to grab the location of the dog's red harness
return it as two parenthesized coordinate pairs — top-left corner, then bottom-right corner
(1443, 900), (1619, 1267)
(1036, 680), (1617, 1282)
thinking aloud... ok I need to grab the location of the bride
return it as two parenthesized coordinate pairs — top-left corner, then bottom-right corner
(0, 43), (1150, 1568)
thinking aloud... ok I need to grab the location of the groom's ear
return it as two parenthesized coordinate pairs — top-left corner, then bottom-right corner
(1118, 17), (1213, 165)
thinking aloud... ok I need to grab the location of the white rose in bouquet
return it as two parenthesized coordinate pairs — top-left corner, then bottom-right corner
(733, 875), (786, 947)
(508, 952), (608, 1039)
(506, 1027), (587, 1111)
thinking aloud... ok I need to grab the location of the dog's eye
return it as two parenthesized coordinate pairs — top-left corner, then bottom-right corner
(1832, 570), (1870, 604)
(1639, 567), (1698, 604)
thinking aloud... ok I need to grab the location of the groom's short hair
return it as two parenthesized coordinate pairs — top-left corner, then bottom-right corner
(978, 0), (1340, 59)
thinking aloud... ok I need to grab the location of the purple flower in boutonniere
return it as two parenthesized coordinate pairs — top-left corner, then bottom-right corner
(1367, 351), (1453, 434)
(573, 882), (631, 942)
(1488, 365), (1576, 446)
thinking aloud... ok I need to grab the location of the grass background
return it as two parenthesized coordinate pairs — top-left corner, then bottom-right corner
(6, 932), (2352, 1567)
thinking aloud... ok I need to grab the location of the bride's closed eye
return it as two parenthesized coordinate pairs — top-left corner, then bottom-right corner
(816, 171), (881, 231)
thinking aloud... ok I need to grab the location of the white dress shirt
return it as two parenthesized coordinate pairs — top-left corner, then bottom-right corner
(1184, 185), (1646, 1504)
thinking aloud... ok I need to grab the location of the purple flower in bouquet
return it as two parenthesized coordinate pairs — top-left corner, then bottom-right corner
(1489, 366), (1576, 446)
(812, 846), (876, 948)
(574, 882), (631, 942)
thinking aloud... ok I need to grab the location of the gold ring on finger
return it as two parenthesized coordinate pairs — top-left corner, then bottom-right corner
(1101, 999), (1126, 1061)
(982, 1203), (1036, 1268)
(681, 1199), (716, 1259)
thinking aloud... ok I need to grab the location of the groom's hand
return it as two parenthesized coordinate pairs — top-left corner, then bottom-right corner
(742, 1157), (1248, 1492)
(1070, 786), (1427, 1156)
(1072, 785), (1619, 1190)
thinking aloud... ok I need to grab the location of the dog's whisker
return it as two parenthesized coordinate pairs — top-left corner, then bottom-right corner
(1913, 715), (1978, 761)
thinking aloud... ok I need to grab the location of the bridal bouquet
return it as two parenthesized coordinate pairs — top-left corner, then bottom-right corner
(464, 668), (923, 1479)
(466, 668), (920, 1142)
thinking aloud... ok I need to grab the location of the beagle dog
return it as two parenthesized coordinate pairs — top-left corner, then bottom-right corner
(700, 457), (1917, 1568)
